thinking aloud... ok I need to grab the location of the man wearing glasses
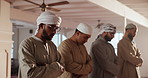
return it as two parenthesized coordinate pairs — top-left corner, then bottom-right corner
(90, 24), (119, 78)
(18, 11), (64, 78)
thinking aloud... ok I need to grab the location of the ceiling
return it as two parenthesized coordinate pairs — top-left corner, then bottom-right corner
(8, 0), (148, 29)
(118, 0), (148, 19)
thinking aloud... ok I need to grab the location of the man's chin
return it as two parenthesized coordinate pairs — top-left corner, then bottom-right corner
(43, 36), (52, 41)
(108, 39), (112, 41)
(80, 42), (85, 45)
(47, 39), (52, 41)
(49, 36), (54, 40)
(47, 37), (52, 40)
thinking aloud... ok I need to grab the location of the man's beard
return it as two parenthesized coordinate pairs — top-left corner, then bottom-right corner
(42, 29), (54, 41)
(104, 35), (112, 41)
(128, 33), (133, 41)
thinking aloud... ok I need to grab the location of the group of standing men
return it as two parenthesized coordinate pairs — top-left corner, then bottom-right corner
(18, 11), (143, 78)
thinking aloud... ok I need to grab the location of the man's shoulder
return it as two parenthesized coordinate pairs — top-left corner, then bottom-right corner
(119, 37), (128, 43)
(91, 39), (105, 48)
(59, 39), (74, 48)
(118, 37), (131, 47)
(93, 39), (105, 45)
(23, 37), (35, 42)
(61, 39), (71, 44)
(20, 37), (35, 44)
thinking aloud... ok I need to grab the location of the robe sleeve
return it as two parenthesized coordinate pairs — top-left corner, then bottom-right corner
(117, 40), (143, 66)
(58, 42), (92, 75)
(18, 39), (63, 78)
(136, 49), (141, 57)
(86, 55), (93, 73)
(91, 44), (119, 75)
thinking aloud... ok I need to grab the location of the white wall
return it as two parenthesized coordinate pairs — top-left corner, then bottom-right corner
(135, 26), (148, 77)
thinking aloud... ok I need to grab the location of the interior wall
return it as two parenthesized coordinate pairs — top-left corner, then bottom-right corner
(135, 26), (148, 77)
(18, 28), (36, 44)
(0, 0), (13, 78)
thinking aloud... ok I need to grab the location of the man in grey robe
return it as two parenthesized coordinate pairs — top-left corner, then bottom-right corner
(58, 23), (93, 78)
(117, 23), (143, 78)
(90, 23), (119, 78)
(18, 11), (64, 78)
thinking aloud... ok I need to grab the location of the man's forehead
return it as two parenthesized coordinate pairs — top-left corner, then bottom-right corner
(82, 33), (91, 37)
(46, 24), (58, 27)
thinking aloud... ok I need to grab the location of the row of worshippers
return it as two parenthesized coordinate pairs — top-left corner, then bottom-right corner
(18, 11), (143, 78)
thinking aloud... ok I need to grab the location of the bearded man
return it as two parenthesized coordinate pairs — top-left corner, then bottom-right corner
(18, 11), (64, 78)
(117, 23), (143, 78)
(90, 23), (119, 78)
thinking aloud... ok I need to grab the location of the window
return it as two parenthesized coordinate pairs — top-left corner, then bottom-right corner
(109, 32), (123, 55)
(52, 33), (67, 47)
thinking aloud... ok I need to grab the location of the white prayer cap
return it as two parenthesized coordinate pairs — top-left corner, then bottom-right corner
(36, 11), (62, 26)
(125, 23), (137, 29)
(98, 23), (116, 35)
(76, 23), (92, 35)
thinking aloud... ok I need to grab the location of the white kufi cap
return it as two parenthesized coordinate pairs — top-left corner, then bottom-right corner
(76, 23), (92, 35)
(36, 11), (61, 26)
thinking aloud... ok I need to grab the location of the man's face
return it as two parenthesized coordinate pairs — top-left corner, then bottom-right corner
(128, 28), (137, 41)
(77, 32), (91, 45)
(104, 32), (115, 41)
(42, 24), (60, 40)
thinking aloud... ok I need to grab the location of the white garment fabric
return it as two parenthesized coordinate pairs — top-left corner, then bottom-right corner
(98, 23), (116, 35)
(35, 11), (62, 34)
(76, 23), (93, 35)
(36, 11), (61, 26)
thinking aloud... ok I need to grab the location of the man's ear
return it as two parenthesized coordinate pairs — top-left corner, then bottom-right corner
(39, 23), (45, 29)
(101, 32), (107, 37)
(103, 32), (108, 35)
(75, 31), (79, 36)
(126, 29), (131, 33)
